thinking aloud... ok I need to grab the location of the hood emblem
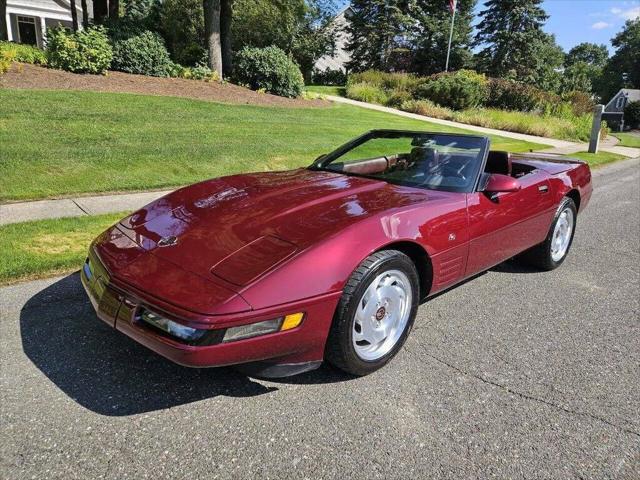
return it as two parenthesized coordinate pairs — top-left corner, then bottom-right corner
(157, 236), (178, 247)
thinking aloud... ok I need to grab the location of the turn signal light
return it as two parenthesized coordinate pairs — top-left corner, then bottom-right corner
(281, 312), (304, 331)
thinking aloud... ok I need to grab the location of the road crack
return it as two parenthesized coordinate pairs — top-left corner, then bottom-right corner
(422, 348), (640, 439)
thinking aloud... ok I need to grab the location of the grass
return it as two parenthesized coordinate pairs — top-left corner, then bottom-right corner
(0, 89), (544, 202)
(304, 85), (346, 96)
(0, 212), (126, 285)
(612, 132), (640, 148)
(563, 151), (626, 168)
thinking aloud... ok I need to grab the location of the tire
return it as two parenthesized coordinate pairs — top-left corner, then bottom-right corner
(519, 197), (577, 271)
(325, 250), (420, 376)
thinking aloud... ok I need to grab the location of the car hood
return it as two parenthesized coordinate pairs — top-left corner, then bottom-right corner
(117, 169), (428, 288)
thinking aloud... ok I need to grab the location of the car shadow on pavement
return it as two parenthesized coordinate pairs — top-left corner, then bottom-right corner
(19, 273), (286, 417)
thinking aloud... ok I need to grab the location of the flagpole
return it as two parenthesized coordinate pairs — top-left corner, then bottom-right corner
(445, 2), (457, 72)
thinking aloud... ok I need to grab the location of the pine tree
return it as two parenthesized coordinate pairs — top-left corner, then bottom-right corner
(410, 0), (476, 75)
(474, 0), (563, 86)
(347, 0), (414, 72)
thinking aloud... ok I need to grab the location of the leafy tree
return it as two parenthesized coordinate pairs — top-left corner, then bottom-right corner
(599, 19), (640, 101)
(232, 0), (336, 80)
(346, 0), (414, 72)
(475, 0), (564, 89)
(159, 0), (205, 66)
(409, 0), (476, 75)
(565, 42), (608, 68)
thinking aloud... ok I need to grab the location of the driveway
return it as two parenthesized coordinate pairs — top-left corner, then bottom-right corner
(1, 159), (638, 479)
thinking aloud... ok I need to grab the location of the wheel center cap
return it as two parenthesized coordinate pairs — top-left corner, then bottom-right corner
(375, 307), (386, 321)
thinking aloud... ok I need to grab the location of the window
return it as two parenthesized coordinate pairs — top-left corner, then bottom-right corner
(315, 131), (489, 193)
(17, 16), (38, 46)
(616, 95), (626, 110)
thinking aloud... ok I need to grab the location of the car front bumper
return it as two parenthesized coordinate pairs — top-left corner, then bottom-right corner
(81, 251), (341, 376)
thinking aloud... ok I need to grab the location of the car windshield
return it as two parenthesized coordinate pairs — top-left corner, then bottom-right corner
(315, 131), (489, 193)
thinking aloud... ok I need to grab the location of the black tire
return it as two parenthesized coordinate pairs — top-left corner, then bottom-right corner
(325, 250), (420, 376)
(519, 197), (577, 271)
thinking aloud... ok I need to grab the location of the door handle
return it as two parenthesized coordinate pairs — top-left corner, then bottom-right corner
(538, 185), (549, 193)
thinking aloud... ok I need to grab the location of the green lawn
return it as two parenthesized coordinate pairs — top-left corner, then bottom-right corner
(304, 85), (346, 96)
(564, 151), (626, 167)
(0, 89), (544, 202)
(612, 132), (640, 148)
(0, 212), (126, 285)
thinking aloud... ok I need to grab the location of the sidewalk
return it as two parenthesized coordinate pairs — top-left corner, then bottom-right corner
(0, 190), (173, 226)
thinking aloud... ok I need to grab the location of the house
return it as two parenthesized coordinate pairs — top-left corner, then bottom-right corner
(314, 6), (353, 74)
(4, 0), (91, 48)
(603, 88), (640, 130)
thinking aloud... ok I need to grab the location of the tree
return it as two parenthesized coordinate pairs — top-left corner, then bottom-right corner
(70, 0), (79, 30)
(1, 0), (8, 41)
(346, 0), (413, 72)
(410, 0), (476, 75)
(220, 0), (234, 73)
(599, 19), (640, 100)
(475, 0), (564, 89)
(109, 0), (120, 19)
(93, 0), (109, 24)
(231, 0), (336, 79)
(81, 0), (89, 27)
(203, 0), (223, 75)
(565, 42), (608, 68)
(160, 0), (205, 66)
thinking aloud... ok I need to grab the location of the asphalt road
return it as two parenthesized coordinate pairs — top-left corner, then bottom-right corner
(1, 158), (639, 479)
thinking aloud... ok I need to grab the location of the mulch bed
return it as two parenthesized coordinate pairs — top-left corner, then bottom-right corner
(0, 63), (327, 108)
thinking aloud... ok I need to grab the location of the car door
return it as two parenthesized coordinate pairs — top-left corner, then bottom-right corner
(465, 170), (555, 276)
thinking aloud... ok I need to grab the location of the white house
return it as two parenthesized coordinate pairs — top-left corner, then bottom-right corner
(5, 0), (91, 48)
(314, 6), (353, 74)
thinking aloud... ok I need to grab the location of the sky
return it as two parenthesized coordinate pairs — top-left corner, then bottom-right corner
(336, 1), (640, 53)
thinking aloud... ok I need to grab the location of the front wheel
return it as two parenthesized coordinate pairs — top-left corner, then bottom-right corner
(519, 197), (577, 270)
(325, 250), (419, 376)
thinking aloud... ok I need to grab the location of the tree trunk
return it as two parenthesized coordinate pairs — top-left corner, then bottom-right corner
(92, 0), (108, 24)
(81, 0), (89, 28)
(70, 0), (79, 31)
(0, 0), (8, 41)
(108, 0), (119, 19)
(203, 0), (223, 77)
(220, 0), (233, 75)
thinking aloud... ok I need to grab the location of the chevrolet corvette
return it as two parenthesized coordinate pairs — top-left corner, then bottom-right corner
(82, 130), (592, 377)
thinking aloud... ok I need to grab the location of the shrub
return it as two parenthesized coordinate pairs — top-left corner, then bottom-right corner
(385, 89), (413, 108)
(312, 67), (346, 86)
(486, 78), (559, 112)
(168, 62), (219, 81)
(111, 31), (173, 77)
(0, 48), (16, 74)
(233, 46), (304, 98)
(399, 99), (455, 120)
(347, 70), (420, 95)
(0, 41), (47, 65)
(563, 90), (595, 116)
(345, 82), (388, 104)
(415, 70), (488, 110)
(46, 26), (112, 74)
(624, 101), (640, 129)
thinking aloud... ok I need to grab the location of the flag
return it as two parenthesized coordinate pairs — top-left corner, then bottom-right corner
(449, 0), (457, 13)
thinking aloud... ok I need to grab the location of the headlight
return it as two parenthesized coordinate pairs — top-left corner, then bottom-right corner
(137, 309), (206, 342)
(223, 312), (305, 343)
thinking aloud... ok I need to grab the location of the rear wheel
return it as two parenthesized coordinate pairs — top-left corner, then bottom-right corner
(519, 197), (577, 270)
(325, 250), (419, 376)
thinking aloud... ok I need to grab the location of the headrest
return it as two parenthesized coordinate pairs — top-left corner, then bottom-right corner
(485, 151), (512, 176)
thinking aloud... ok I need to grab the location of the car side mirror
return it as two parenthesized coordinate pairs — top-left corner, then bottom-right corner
(484, 173), (521, 194)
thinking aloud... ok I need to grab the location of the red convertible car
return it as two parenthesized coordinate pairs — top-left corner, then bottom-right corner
(82, 130), (592, 377)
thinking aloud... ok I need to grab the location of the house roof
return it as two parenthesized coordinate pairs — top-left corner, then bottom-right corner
(605, 89), (640, 110)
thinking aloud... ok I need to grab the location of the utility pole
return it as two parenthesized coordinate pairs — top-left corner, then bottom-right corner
(445, 0), (457, 72)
